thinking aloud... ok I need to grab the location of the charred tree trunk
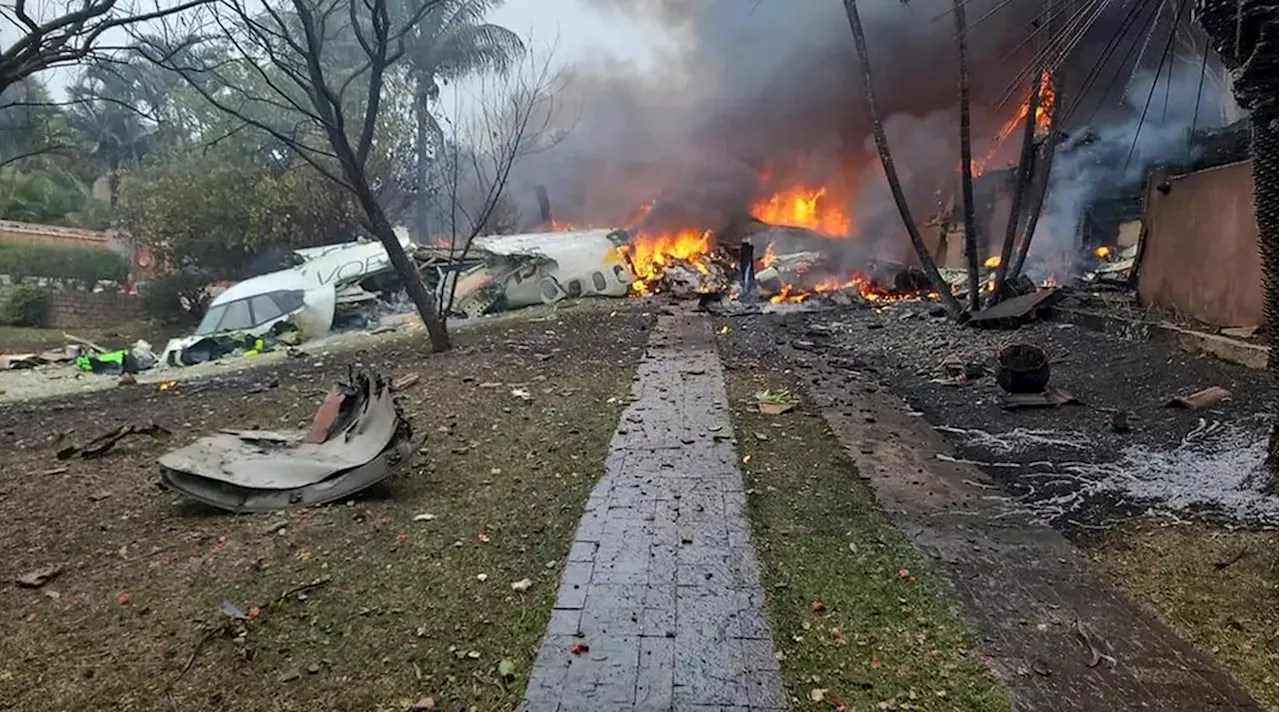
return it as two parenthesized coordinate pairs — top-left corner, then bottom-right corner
(841, 0), (965, 320)
(1009, 77), (1062, 282)
(990, 70), (1041, 304)
(1195, 0), (1277, 492)
(954, 0), (981, 312)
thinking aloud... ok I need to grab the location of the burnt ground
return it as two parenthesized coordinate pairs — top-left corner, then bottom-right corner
(714, 300), (1275, 710)
(721, 301), (1276, 529)
(0, 302), (654, 712)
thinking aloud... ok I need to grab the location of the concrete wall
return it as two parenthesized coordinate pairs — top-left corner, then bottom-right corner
(1138, 160), (1262, 328)
(0, 285), (141, 329)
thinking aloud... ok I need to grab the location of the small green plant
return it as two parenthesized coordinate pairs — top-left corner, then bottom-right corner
(1, 284), (50, 326)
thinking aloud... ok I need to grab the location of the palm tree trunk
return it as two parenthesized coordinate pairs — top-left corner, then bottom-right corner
(953, 0), (980, 312)
(1246, 109), (1277, 493)
(990, 69), (1040, 305)
(841, 0), (965, 320)
(413, 77), (432, 242)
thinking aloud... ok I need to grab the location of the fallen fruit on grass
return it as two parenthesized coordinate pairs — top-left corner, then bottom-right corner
(811, 600), (825, 613)
(116, 591), (131, 604)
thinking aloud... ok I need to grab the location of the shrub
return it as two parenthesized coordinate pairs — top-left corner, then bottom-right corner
(1, 284), (50, 326)
(0, 243), (129, 287)
(140, 271), (212, 326)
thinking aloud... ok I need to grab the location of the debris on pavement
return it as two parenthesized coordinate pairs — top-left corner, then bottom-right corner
(1165, 386), (1232, 409)
(55, 423), (171, 460)
(158, 369), (412, 513)
(16, 565), (62, 588)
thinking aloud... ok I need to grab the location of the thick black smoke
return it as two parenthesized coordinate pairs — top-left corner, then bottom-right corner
(505, 0), (1209, 268)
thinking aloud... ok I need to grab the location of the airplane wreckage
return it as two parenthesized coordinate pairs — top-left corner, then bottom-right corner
(157, 227), (635, 367)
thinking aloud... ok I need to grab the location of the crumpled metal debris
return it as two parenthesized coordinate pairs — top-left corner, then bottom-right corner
(158, 369), (412, 513)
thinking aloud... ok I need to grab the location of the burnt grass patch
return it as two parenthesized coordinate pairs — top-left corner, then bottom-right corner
(0, 303), (652, 712)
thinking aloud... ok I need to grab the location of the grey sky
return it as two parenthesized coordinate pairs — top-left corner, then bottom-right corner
(485, 0), (671, 70)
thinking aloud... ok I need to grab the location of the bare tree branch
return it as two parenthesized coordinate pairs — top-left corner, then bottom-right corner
(0, 0), (211, 93)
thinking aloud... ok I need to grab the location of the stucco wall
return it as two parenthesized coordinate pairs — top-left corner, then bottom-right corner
(1138, 160), (1263, 328)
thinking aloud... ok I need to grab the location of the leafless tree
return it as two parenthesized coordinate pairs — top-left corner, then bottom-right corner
(136, 0), (455, 350)
(428, 47), (563, 321)
(0, 0), (209, 94)
(840, 0), (964, 320)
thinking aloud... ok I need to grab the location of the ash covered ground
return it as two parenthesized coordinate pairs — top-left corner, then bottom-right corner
(718, 301), (1276, 529)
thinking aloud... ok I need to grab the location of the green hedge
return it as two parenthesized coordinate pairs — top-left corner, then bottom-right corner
(0, 242), (129, 286)
(1, 284), (50, 326)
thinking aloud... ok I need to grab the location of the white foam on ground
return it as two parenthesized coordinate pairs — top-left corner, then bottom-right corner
(1016, 417), (1278, 525)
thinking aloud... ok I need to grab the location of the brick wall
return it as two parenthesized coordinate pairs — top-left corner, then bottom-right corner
(0, 285), (141, 329)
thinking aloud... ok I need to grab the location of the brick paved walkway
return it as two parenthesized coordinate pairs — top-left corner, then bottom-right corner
(519, 313), (785, 712)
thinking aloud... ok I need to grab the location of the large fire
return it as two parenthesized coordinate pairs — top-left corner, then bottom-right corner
(616, 228), (714, 293)
(749, 186), (852, 236)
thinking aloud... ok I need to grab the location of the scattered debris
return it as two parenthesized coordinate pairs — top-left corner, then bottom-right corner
(16, 565), (62, 588)
(390, 373), (421, 392)
(55, 423), (171, 460)
(510, 578), (534, 593)
(969, 288), (1063, 328)
(1074, 618), (1116, 668)
(755, 388), (798, 415)
(497, 659), (517, 681)
(1220, 325), (1259, 339)
(1165, 386), (1232, 410)
(158, 369), (412, 513)
(1000, 386), (1080, 410)
(570, 642), (589, 656)
(996, 344), (1050, 394)
(413, 513), (437, 522)
(511, 388), (533, 401)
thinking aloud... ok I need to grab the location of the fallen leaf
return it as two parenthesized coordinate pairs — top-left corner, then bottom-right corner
(466, 651), (481, 659)
(220, 600), (247, 619)
(896, 568), (910, 579)
(497, 659), (517, 680)
(828, 694), (849, 711)
(413, 513), (437, 522)
(510, 578), (534, 593)
(570, 642), (589, 656)
(753, 432), (769, 441)
(811, 600), (826, 613)
(477, 533), (491, 543)
(16, 565), (62, 588)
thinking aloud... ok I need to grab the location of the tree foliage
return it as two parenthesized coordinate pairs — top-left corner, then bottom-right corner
(117, 144), (361, 279)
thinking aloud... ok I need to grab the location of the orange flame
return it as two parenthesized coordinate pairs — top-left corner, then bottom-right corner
(617, 229), (714, 293)
(766, 270), (934, 304)
(972, 69), (1055, 176)
(750, 186), (852, 236)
